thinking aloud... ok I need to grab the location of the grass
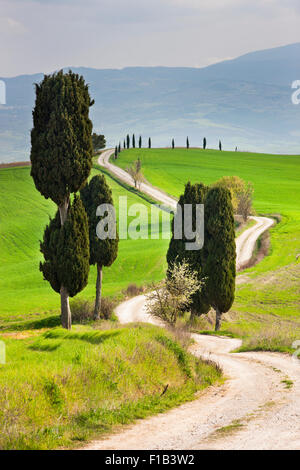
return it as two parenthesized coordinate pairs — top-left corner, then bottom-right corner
(115, 148), (300, 352)
(0, 165), (169, 326)
(209, 420), (244, 440)
(281, 379), (293, 389)
(0, 322), (222, 450)
(115, 148), (300, 272)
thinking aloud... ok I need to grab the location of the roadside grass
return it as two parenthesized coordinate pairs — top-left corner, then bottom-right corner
(0, 323), (222, 450)
(0, 165), (169, 325)
(235, 218), (256, 236)
(281, 379), (293, 389)
(191, 263), (300, 353)
(208, 420), (244, 440)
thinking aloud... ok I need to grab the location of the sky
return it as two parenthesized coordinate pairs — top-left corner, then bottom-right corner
(0, 0), (300, 77)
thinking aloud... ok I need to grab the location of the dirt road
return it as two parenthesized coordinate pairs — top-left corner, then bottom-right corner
(98, 149), (274, 270)
(84, 150), (300, 450)
(84, 327), (300, 449)
(99, 149), (177, 209)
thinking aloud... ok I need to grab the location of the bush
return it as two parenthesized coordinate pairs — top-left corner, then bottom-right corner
(124, 283), (144, 297)
(214, 176), (254, 220)
(70, 299), (94, 323)
(100, 297), (117, 320)
(70, 298), (116, 323)
(146, 261), (205, 325)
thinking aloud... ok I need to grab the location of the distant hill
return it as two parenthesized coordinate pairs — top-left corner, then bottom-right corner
(1, 43), (300, 162)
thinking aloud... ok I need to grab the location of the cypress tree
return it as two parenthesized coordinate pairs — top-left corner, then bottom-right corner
(167, 181), (210, 316)
(40, 197), (90, 329)
(132, 134), (136, 148)
(219, 140), (222, 151)
(91, 133), (106, 153)
(186, 137), (189, 149)
(148, 137), (151, 149)
(172, 138), (175, 149)
(30, 70), (93, 328)
(203, 186), (236, 330)
(203, 137), (207, 150)
(139, 135), (142, 148)
(126, 134), (130, 149)
(81, 175), (119, 319)
(118, 143), (121, 153)
(123, 139), (126, 150)
(114, 146), (118, 159)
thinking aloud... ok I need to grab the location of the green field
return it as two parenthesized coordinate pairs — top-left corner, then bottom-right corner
(0, 165), (169, 325)
(0, 322), (221, 449)
(116, 148), (300, 272)
(116, 148), (300, 348)
(0, 162), (224, 450)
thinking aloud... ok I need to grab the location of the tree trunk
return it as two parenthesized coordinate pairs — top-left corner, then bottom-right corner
(215, 307), (222, 331)
(58, 197), (71, 329)
(60, 285), (71, 330)
(58, 198), (69, 225)
(94, 264), (103, 320)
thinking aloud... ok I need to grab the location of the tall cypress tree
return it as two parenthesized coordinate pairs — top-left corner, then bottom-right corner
(126, 134), (130, 149)
(203, 186), (236, 330)
(203, 137), (207, 150)
(81, 175), (119, 319)
(40, 197), (90, 329)
(30, 70), (93, 328)
(123, 139), (126, 150)
(172, 138), (175, 149)
(114, 146), (118, 159)
(118, 142), (121, 153)
(186, 137), (189, 149)
(148, 137), (151, 149)
(132, 134), (136, 148)
(219, 140), (222, 151)
(167, 182), (209, 316)
(139, 136), (142, 148)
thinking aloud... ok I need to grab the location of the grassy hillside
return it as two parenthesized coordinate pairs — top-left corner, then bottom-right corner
(0, 165), (169, 324)
(116, 148), (300, 349)
(0, 322), (222, 449)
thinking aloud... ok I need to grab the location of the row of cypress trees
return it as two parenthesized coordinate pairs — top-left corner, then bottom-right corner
(167, 182), (236, 331)
(30, 71), (118, 329)
(124, 134), (152, 149)
(120, 135), (221, 150)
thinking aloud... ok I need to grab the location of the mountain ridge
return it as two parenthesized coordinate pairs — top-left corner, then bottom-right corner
(1, 42), (299, 162)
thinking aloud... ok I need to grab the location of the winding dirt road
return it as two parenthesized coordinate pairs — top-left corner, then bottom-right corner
(99, 149), (274, 269)
(84, 149), (300, 450)
(99, 149), (177, 209)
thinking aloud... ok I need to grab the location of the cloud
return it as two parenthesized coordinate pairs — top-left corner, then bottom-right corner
(0, 16), (27, 34)
(0, 0), (299, 76)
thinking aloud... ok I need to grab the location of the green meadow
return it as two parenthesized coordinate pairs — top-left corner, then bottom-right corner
(0, 148), (299, 449)
(0, 165), (169, 325)
(0, 322), (221, 449)
(0, 162), (223, 450)
(116, 148), (300, 348)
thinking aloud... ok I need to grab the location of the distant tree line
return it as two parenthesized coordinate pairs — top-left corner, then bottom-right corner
(115, 134), (228, 152)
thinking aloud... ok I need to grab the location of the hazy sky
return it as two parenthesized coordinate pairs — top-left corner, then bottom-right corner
(1, 0), (300, 77)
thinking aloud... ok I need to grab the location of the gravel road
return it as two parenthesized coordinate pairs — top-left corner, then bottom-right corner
(82, 150), (300, 450)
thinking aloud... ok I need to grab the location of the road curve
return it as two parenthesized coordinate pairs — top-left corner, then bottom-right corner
(98, 149), (273, 270)
(236, 215), (273, 270)
(99, 149), (177, 209)
(83, 149), (300, 450)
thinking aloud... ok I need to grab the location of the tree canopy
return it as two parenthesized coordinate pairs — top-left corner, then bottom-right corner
(30, 70), (94, 207)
